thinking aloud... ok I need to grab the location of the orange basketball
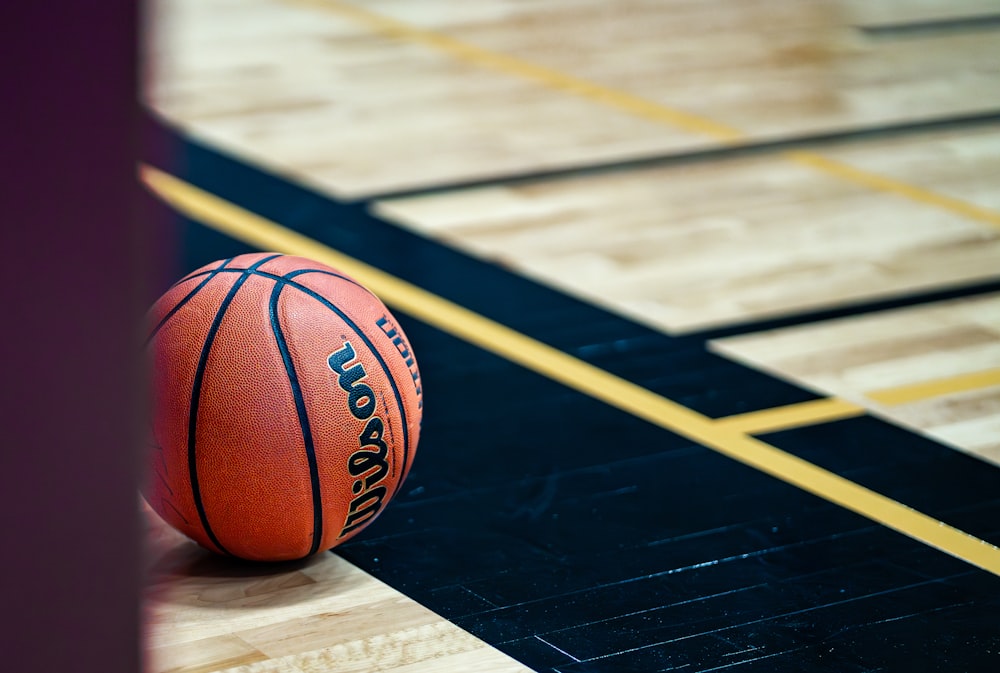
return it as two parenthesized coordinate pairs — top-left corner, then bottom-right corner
(143, 252), (422, 561)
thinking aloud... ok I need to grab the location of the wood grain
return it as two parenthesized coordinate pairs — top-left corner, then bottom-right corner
(142, 0), (1000, 667)
(376, 126), (1000, 334)
(712, 293), (1000, 465)
(146, 0), (1000, 197)
(143, 506), (531, 673)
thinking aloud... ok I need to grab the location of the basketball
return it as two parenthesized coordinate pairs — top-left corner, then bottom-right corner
(143, 252), (422, 562)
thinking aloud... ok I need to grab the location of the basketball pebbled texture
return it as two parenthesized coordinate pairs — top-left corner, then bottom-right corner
(143, 252), (422, 561)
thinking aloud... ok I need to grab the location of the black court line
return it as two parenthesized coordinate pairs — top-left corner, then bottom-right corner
(144, 118), (1000, 673)
(689, 279), (1000, 341)
(160, 210), (1000, 672)
(860, 14), (1000, 40)
(144, 110), (1000, 346)
(143, 108), (1000, 206)
(361, 109), (1000, 202)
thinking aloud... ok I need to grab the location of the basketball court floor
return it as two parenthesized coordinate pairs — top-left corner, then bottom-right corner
(140, 1), (1000, 671)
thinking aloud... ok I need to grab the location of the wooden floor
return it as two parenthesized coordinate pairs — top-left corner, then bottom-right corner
(143, 0), (1000, 671)
(713, 292), (1000, 466)
(376, 126), (1000, 334)
(143, 504), (530, 673)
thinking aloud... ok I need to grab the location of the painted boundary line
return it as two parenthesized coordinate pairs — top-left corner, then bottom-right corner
(714, 398), (865, 435)
(867, 368), (1000, 406)
(297, 0), (1000, 232)
(708, 369), (1000, 434)
(367, 109), (1000, 203)
(142, 165), (1000, 577)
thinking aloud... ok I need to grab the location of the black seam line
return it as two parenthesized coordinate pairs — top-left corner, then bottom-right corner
(360, 109), (1000, 202)
(147, 170), (1000, 576)
(281, 269), (412, 506)
(269, 274), (324, 557)
(178, 265), (370, 292)
(148, 257), (232, 344)
(168, 263), (411, 511)
(858, 14), (1000, 39)
(188, 253), (282, 556)
(688, 278), (1000, 342)
(175, 256), (233, 287)
(145, 115), (1000, 351)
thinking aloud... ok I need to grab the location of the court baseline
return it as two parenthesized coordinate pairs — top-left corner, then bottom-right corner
(142, 164), (1000, 577)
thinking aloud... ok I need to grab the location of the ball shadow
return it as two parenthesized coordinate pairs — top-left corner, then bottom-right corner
(144, 525), (354, 611)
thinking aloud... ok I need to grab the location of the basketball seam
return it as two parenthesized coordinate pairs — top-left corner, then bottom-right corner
(156, 256), (411, 557)
(178, 265), (370, 293)
(148, 257), (232, 343)
(174, 257), (233, 287)
(279, 272), (413, 509)
(187, 253), (282, 556)
(269, 277), (325, 558)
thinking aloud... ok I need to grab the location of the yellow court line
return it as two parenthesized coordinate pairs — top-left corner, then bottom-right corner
(867, 368), (1000, 406)
(291, 0), (745, 142)
(715, 398), (866, 435)
(298, 0), (1000, 232)
(785, 151), (1000, 231)
(141, 165), (1000, 577)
